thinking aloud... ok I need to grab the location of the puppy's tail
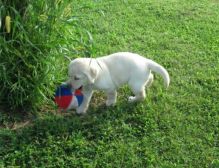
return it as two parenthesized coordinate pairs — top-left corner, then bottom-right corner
(147, 60), (170, 88)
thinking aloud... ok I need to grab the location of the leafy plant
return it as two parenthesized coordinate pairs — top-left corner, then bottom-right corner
(0, 0), (92, 112)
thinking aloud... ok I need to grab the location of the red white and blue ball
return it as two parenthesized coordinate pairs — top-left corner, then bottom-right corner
(55, 84), (83, 110)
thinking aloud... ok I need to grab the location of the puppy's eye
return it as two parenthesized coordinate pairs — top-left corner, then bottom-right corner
(74, 76), (80, 80)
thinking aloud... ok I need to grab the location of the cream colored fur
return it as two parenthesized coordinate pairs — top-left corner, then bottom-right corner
(66, 52), (170, 114)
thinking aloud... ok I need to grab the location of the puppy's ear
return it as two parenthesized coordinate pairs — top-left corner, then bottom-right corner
(86, 66), (97, 84)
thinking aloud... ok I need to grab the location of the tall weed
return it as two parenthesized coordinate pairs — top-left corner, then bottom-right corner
(0, 0), (93, 113)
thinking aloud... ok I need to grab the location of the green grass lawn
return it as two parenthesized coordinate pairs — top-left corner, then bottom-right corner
(1, 0), (219, 167)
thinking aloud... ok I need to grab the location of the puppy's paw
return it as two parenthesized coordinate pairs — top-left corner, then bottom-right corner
(76, 108), (87, 115)
(128, 96), (136, 103)
(106, 99), (116, 107)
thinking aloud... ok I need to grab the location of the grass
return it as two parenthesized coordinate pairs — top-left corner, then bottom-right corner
(1, 0), (219, 167)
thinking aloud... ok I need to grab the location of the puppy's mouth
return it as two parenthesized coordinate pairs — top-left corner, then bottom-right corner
(67, 83), (82, 90)
(77, 86), (83, 90)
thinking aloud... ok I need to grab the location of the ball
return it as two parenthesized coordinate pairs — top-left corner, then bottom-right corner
(55, 83), (83, 110)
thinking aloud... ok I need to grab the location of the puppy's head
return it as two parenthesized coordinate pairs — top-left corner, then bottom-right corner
(67, 58), (98, 89)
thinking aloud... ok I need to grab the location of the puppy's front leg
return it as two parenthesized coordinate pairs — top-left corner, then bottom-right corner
(106, 90), (117, 106)
(76, 88), (93, 115)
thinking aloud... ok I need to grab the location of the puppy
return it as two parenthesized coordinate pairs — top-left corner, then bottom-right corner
(66, 52), (170, 114)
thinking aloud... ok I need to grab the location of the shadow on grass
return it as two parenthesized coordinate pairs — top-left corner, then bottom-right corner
(0, 85), (167, 151)
(0, 99), (139, 147)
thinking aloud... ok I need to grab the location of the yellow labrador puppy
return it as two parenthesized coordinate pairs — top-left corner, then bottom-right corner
(66, 52), (170, 114)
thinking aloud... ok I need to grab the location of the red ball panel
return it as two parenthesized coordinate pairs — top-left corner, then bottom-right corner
(55, 95), (73, 110)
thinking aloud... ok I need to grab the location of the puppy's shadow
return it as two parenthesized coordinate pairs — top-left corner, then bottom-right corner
(2, 100), (137, 146)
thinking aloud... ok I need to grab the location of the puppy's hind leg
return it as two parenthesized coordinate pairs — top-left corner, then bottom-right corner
(106, 90), (117, 106)
(145, 73), (154, 88)
(128, 83), (146, 103)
